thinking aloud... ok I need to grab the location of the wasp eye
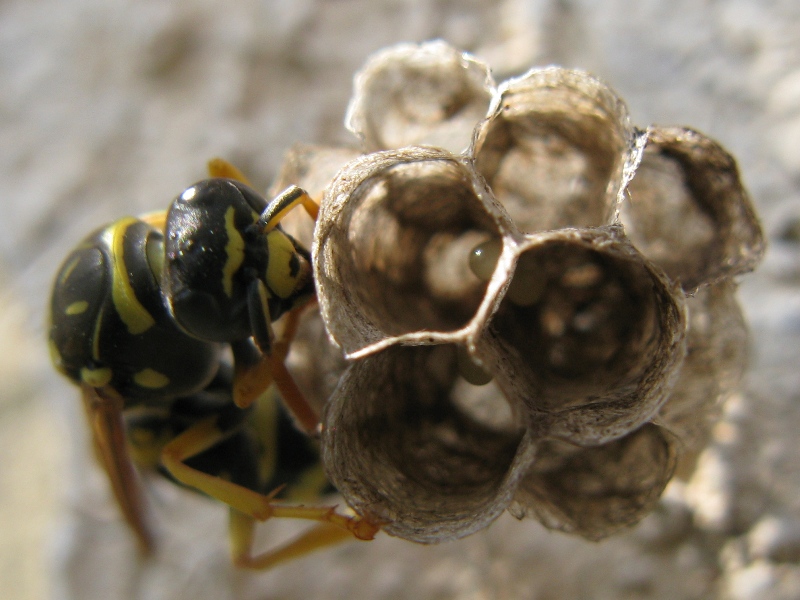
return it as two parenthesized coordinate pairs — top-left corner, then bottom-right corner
(171, 290), (237, 342)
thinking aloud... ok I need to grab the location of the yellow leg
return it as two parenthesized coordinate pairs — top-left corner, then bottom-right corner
(267, 302), (321, 435)
(207, 156), (318, 223)
(160, 418), (381, 539)
(232, 352), (274, 410)
(232, 301), (321, 435)
(229, 510), (367, 570)
(207, 157), (254, 186)
(274, 296), (316, 349)
(268, 354), (319, 435)
(206, 160), (322, 430)
(231, 279), (275, 409)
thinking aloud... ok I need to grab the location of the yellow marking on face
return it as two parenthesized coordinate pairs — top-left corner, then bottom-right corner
(81, 366), (113, 387)
(133, 368), (170, 389)
(265, 230), (298, 298)
(65, 300), (89, 315)
(222, 207), (246, 298)
(103, 219), (155, 335)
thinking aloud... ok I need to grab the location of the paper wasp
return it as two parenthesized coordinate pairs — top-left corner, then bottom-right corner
(48, 159), (380, 568)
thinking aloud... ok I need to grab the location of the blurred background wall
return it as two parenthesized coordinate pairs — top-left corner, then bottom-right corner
(2, 1), (799, 598)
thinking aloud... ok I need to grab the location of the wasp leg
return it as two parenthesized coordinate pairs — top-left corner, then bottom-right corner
(240, 279), (320, 433)
(160, 418), (381, 540)
(229, 510), (369, 570)
(207, 157), (254, 186)
(82, 385), (154, 554)
(138, 210), (168, 232)
(228, 280), (275, 410)
(231, 339), (274, 410)
(258, 185), (319, 232)
(275, 295), (315, 347)
(247, 278), (274, 356)
(266, 301), (323, 436)
(266, 348), (319, 435)
(207, 157), (319, 223)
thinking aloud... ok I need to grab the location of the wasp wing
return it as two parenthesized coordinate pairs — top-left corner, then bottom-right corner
(81, 384), (154, 554)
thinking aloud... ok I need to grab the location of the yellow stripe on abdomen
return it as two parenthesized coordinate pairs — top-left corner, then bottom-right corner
(65, 300), (89, 315)
(133, 368), (170, 389)
(104, 219), (156, 335)
(81, 366), (113, 387)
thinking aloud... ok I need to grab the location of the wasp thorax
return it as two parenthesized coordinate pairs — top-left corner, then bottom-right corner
(472, 68), (638, 233)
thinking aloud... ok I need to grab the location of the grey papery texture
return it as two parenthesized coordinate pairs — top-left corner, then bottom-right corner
(287, 42), (764, 543)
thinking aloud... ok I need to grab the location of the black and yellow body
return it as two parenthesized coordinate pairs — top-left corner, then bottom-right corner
(49, 217), (221, 402)
(47, 158), (380, 569)
(49, 215), (222, 552)
(164, 179), (314, 350)
(125, 364), (331, 505)
(162, 165), (321, 426)
(123, 364), (375, 570)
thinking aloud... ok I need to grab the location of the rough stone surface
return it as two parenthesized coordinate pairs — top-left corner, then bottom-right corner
(3, 1), (799, 599)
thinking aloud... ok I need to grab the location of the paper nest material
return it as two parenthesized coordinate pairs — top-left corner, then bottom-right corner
(272, 41), (764, 544)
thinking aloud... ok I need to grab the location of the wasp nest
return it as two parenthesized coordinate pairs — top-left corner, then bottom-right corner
(283, 42), (764, 544)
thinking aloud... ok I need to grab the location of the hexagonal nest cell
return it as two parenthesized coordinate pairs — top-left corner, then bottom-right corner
(283, 41), (765, 544)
